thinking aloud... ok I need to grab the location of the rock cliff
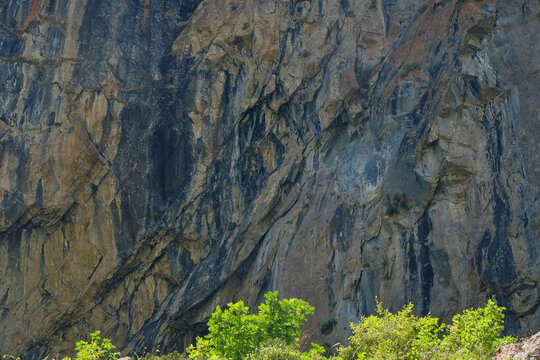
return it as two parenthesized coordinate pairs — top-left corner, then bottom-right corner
(0, 0), (539, 357)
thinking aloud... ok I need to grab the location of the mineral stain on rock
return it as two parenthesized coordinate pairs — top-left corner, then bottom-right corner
(0, 0), (539, 358)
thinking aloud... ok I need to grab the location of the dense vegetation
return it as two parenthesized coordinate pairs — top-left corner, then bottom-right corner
(337, 299), (515, 360)
(185, 292), (321, 359)
(5, 292), (516, 360)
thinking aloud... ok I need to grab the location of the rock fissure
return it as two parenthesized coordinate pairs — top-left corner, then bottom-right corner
(0, 0), (539, 357)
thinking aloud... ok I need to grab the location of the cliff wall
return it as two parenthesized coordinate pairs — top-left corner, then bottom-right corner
(0, 0), (539, 357)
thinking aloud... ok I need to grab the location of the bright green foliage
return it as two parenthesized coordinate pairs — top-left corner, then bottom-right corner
(137, 351), (189, 360)
(69, 331), (119, 360)
(257, 291), (314, 344)
(338, 299), (444, 360)
(440, 300), (517, 359)
(202, 300), (260, 359)
(338, 299), (515, 360)
(186, 337), (227, 360)
(246, 340), (326, 360)
(64, 297), (517, 360)
(187, 292), (316, 360)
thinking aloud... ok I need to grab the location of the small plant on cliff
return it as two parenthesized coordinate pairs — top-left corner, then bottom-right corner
(2, 356), (21, 360)
(65, 331), (119, 360)
(399, 62), (420, 77)
(187, 291), (321, 360)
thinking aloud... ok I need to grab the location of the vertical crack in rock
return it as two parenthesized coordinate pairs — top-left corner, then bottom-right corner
(0, 0), (539, 357)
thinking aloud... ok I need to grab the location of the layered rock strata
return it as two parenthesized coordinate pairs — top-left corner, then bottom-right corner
(0, 0), (539, 357)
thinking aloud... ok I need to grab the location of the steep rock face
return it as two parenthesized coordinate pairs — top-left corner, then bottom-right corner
(0, 0), (538, 357)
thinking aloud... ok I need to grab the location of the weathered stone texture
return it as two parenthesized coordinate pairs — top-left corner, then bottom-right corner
(493, 332), (540, 360)
(0, 0), (538, 358)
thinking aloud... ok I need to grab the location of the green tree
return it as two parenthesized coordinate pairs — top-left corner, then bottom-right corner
(205, 300), (260, 359)
(257, 291), (314, 344)
(187, 291), (316, 360)
(68, 331), (119, 360)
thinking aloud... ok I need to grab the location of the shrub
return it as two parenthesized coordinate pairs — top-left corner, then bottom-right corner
(2, 356), (21, 360)
(338, 299), (515, 360)
(187, 291), (316, 360)
(137, 351), (189, 360)
(246, 340), (326, 360)
(257, 291), (314, 344)
(64, 297), (516, 360)
(319, 318), (337, 334)
(338, 299), (444, 360)
(68, 331), (119, 360)
(399, 62), (420, 77)
(197, 300), (259, 359)
(439, 299), (516, 359)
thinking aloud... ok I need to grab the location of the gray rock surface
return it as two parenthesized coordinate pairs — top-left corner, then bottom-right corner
(493, 332), (540, 360)
(0, 0), (538, 358)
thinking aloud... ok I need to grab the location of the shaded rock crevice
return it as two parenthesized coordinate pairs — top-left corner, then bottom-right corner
(0, 0), (539, 358)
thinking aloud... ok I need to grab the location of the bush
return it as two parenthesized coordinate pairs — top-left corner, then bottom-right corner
(257, 291), (314, 344)
(246, 340), (326, 360)
(338, 299), (444, 360)
(187, 292), (317, 360)
(338, 299), (515, 360)
(64, 297), (516, 360)
(399, 62), (420, 77)
(137, 351), (189, 360)
(66, 331), (119, 360)
(439, 300), (517, 359)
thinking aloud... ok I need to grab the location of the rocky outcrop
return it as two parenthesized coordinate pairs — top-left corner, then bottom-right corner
(493, 332), (540, 360)
(0, 0), (539, 358)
